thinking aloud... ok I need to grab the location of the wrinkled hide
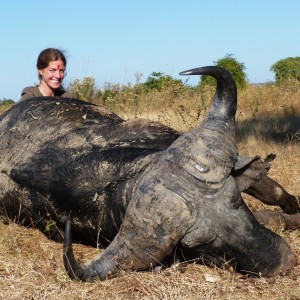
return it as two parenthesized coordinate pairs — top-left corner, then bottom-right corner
(0, 100), (179, 244)
(0, 66), (297, 281)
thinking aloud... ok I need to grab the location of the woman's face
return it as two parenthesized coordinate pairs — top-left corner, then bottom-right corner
(39, 59), (66, 90)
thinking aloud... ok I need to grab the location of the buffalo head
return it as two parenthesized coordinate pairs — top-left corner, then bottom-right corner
(63, 66), (296, 281)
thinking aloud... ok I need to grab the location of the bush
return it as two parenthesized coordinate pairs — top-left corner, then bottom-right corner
(0, 98), (15, 106)
(68, 77), (98, 102)
(143, 72), (184, 91)
(199, 54), (247, 90)
(270, 57), (300, 83)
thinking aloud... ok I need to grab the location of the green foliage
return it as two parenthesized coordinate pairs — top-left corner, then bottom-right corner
(0, 98), (15, 105)
(102, 82), (121, 101)
(199, 54), (247, 90)
(270, 57), (300, 83)
(143, 72), (184, 91)
(44, 221), (57, 233)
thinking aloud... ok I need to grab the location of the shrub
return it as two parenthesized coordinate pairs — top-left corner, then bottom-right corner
(270, 57), (300, 83)
(0, 98), (15, 106)
(143, 72), (184, 91)
(199, 54), (247, 90)
(68, 77), (98, 102)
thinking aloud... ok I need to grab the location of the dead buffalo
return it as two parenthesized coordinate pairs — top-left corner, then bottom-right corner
(0, 66), (297, 281)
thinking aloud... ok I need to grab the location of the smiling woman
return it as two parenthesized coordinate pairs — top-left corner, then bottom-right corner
(19, 48), (72, 101)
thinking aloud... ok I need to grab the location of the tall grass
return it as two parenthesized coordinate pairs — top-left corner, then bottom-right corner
(74, 79), (300, 136)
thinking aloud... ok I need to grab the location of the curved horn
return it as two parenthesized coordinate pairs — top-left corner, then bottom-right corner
(180, 66), (237, 123)
(63, 217), (99, 281)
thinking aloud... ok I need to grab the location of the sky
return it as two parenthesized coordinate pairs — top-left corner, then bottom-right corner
(1, 0), (300, 101)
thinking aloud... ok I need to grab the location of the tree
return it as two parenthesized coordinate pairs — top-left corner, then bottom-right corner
(143, 72), (183, 91)
(199, 54), (247, 89)
(270, 57), (300, 83)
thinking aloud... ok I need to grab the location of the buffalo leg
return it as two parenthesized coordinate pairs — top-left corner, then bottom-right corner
(254, 210), (300, 230)
(244, 175), (300, 214)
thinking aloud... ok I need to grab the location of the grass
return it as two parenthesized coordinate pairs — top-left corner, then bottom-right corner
(0, 80), (299, 299)
(1, 222), (300, 299)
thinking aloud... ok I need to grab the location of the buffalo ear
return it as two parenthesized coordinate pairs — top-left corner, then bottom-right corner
(232, 157), (271, 192)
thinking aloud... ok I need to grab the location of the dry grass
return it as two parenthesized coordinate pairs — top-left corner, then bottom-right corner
(107, 80), (300, 135)
(0, 81), (299, 299)
(1, 219), (300, 300)
(0, 104), (14, 116)
(1, 219), (300, 299)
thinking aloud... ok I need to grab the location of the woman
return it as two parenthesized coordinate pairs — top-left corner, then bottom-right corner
(19, 48), (72, 101)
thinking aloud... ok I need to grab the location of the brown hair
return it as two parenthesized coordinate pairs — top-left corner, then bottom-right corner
(37, 48), (67, 81)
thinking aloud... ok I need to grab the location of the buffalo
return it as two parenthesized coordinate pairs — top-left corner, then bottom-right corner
(0, 66), (298, 281)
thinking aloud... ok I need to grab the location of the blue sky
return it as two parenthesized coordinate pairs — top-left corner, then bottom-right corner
(1, 0), (299, 101)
